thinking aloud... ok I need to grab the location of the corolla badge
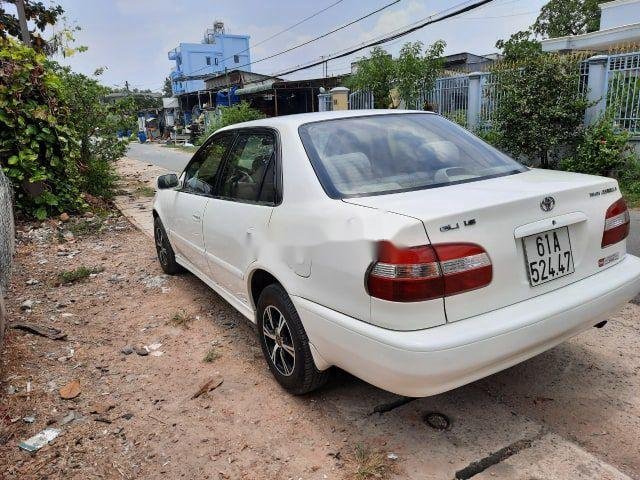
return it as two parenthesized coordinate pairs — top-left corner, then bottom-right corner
(540, 196), (556, 212)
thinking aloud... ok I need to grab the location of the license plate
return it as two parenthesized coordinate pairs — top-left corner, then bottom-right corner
(523, 226), (575, 286)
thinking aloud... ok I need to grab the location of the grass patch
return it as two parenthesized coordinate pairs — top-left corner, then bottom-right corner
(58, 266), (104, 284)
(203, 346), (220, 363)
(68, 217), (105, 236)
(134, 185), (156, 197)
(348, 444), (396, 480)
(168, 311), (193, 329)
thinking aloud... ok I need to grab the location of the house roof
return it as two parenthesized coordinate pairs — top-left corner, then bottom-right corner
(541, 22), (640, 51)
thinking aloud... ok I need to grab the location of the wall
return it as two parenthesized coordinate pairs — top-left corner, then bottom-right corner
(600, 0), (640, 30)
(0, 168), (14, 344)
(169, 34), (251, 95)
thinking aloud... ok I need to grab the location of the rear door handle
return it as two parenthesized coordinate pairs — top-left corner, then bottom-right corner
(192, 214), (201, 222)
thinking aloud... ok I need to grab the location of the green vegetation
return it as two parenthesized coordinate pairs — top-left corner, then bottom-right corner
(533, 0), (608, 38)
(134, 185), (156, 198)
(0, 38), (145, 218)
(68, 216), (105, 236)
(486, 54), (590, 169)
(203, 346), (220, 363)
(58, 265), (104, 284)
(348, 41), (446, 109)
(347, 46), (396, 109)
(197, 102), (265, 145)
(395, 40), (446, 108)
(168, 311), (193, 329)
(495, 30), (542, 62)
(349, 444), (396, 480)
(0, 39), (83, 219)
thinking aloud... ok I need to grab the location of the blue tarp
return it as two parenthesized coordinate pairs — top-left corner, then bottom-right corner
(216, 86), (240, 107)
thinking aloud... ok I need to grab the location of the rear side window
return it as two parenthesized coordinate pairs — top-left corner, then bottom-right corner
(217, 132), (276, 204)
(298, 113), (526, 198)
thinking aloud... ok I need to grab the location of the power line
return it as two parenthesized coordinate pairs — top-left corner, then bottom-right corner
(180, 0), (400, 80)
(270, 0), (495, 78)
(219, 0), (345, 64)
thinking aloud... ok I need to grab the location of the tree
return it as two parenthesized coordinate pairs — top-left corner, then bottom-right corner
(533, 0), (607, 38)
(495, 30), (542, 62)
(394, 40), (445, 108)
(0, 0), (64, 51)
(491, 54), (590, 168)
(163, 77), (173, 97)
(347, 46), (395, 109)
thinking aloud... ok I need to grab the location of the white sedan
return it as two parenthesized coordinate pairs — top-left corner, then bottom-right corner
(153, 110), (640, 397)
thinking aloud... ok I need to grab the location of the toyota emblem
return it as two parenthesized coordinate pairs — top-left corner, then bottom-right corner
(540, 196), (555, 212)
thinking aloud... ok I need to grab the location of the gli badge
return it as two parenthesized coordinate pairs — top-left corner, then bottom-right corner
(540, 196), (555, 212)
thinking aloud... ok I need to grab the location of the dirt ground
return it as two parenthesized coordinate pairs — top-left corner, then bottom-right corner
(1, 157), (639, 479)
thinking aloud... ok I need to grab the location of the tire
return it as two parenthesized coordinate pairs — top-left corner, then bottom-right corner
(154, 216), (183, 275)
(257, 284), (330, 395)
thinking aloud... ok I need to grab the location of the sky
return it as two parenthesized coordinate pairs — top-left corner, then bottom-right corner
(44, 0), (548, 91)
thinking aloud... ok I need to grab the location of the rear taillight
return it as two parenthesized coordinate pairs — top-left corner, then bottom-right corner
(602, 198), (630, 248)
(367, 241), (492, 302)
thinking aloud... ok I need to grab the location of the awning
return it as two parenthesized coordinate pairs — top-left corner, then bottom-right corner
(235, 80), (276, 96)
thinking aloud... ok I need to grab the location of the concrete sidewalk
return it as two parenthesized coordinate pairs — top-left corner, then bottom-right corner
(113, 156), (168, 238)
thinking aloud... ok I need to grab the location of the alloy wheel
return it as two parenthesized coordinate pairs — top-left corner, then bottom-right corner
(262, 305), (296, 376)
(155, 224), (169, 267)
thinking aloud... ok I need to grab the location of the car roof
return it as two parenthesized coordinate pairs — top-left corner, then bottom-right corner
(216, 109), (435, 132)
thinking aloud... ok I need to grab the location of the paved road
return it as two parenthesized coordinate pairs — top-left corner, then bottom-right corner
(126, 142), (192, 173)
(128, 142), (640, 257)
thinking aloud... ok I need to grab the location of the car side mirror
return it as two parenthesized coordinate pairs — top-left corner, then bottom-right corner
(157, 173), (179, 189)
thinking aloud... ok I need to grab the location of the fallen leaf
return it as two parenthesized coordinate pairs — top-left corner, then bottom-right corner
(191, 378), (223, 399)
(59, 380), (81, 399)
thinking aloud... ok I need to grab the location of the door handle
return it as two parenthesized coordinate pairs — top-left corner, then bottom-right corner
(192, 214), (201, 222)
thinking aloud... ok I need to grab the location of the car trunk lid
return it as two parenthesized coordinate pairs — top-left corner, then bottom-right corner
(345, 169), (625, 323)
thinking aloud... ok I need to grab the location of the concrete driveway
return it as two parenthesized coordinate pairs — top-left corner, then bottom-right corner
(119, 145), (640, 479)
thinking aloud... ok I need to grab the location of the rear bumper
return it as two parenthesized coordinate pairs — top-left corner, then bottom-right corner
(293, 254), (640, 397)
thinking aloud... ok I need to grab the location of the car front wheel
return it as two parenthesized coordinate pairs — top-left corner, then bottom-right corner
(154, 216), (183, 275)
(257, 284), (330, 395)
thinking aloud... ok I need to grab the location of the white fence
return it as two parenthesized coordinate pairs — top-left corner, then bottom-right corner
(349, 91), (374, 110)
(348, 51), (640, 136)
(420, 75), (468, 126)
(606, 52), (640, 133)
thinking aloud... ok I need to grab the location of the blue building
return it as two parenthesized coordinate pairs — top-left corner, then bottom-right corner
(168, 22), (250, 95)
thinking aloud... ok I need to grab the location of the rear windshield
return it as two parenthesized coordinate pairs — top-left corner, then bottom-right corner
(298, 113), (526, 198)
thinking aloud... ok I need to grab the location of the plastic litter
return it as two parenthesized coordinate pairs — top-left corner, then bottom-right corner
(18, 428), (61, 452)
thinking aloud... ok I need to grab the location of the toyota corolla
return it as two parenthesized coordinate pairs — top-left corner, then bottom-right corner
(152, 110), (640, 397)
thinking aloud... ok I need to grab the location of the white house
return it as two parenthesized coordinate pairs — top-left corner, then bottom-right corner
(541, 0), (640, 52)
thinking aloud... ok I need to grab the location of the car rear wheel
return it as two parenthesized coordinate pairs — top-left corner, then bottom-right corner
(257, 284), (330, 395)
(154, 217), (183, 275)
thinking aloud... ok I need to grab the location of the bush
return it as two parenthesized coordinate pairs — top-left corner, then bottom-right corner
(197, 102), (265, 145)
(0, 39), (83, 219)
(560, 110), (634, 177)
(490, 53), (590, 168)
(0, 39), (128, 218)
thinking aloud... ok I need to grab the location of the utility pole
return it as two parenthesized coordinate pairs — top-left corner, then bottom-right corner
(125, 81), (130, 92)
(15, 0), (31, 47)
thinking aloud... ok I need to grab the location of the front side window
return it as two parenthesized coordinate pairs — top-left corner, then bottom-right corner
(299, 113), (527, 198)
(217, 132), (276, 204)
(182, 133), (234, 195)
